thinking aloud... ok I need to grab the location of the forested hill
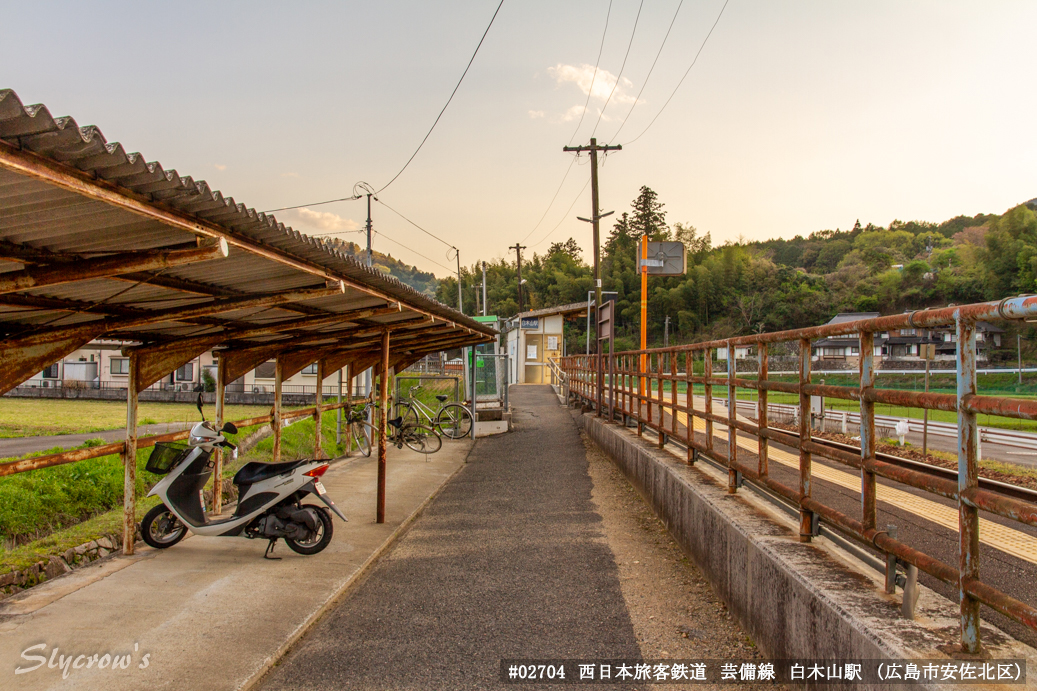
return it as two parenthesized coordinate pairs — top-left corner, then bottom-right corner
(434, 188), (1037, 354)
(326, 238), (438, 296)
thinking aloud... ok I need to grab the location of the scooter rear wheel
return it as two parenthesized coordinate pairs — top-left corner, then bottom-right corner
(141, 503), (187, 549)
(285, 506), (333, 555)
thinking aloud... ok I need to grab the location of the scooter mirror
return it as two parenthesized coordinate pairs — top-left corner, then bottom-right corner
(196, 393), (205, 421)
(222, 422), (238, 434)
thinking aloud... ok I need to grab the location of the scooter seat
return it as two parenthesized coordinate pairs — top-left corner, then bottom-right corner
(233, 460), (309, 486)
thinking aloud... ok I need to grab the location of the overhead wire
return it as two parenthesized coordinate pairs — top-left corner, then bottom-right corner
(609, 0), (684, 142)
(591, 0), (645, 138)
(375, 0), (505, 194)
(371, 230), (455, 274)
(567, 0), (614, 146)
(261, 195), (360, 214)
(622, 0), (729, 146)
(518, 154), (578, 244)
(374, 198), (457, 251)
(531, 177), (591, 248)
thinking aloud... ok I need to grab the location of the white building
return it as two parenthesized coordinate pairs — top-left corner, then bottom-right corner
(505, 303), (587, 384)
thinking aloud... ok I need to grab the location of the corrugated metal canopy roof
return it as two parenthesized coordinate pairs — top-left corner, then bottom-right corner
(0, 89), (492, 391)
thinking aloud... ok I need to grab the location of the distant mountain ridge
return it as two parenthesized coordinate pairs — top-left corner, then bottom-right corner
(325, 238), (438, 296)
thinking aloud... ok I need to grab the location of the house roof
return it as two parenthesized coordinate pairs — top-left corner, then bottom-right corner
(825, 312), (880, 326)
(515, 301), (590, 319)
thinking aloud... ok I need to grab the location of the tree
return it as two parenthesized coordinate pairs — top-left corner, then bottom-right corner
(548, 238), (582, 262)
(629, 186), (668, 240)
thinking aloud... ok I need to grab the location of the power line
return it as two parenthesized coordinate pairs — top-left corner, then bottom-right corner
(591, 0), (645, 137)
(609, 0), (684, 142)
(623, 0), (729, 146)
(519, 154), (578, 244)
(374, 198), (457, 251)
(531, 177), (591, 248)
(261, 195), (360, 214)
(567, 0), (614, 146)
(371, 229), (454, 274)
(375, 0), (505, 194)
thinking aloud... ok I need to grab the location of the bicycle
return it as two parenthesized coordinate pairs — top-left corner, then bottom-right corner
(393, 383), (473, 439)
(349, 402), (442, 456)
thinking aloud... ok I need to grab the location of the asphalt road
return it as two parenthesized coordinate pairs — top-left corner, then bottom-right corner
(260, 385), (644, 691)
(0, 422), (190, 459)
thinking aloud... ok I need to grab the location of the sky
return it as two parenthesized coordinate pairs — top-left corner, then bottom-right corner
(3, 1), (1036, 277)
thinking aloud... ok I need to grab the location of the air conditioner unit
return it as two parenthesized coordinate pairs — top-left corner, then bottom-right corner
(179, 383), (193, 392)
(253, 385), (267, 394)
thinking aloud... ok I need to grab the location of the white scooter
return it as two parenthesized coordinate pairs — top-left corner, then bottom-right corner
(140, 396), (347, 558)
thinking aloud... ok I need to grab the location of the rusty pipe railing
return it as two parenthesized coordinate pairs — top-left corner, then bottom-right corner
(559, 295), (1037, 654)
(0, 398), (365, 478)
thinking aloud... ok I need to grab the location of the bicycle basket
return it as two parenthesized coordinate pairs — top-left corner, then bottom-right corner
(146, 442), (189, 475)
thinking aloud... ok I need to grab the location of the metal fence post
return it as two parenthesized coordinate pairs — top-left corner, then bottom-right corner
(686, 351), (695, 463)
(860, 331), (877, 533)
(798, 337), (813, 542)
(728, 340), (738, 493)
(758, 342), (768, 477)
(705, 350), (714, 454)
(957, 315), (981, 653)
(123, 352), (139, 555)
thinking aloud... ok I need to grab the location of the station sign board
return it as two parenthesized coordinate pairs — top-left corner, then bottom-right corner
(520, 317), (539, 329)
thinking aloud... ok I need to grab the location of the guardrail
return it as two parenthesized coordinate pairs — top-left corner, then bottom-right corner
(560, 296), (1037, 653)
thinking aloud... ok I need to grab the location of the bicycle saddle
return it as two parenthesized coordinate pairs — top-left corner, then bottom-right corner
(388, 417), (404, 429)
(435, 395), (448, 403)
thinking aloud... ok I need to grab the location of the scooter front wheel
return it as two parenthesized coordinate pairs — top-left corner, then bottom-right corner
(141, 503), (187, 549)
(285, 506), (333, 555)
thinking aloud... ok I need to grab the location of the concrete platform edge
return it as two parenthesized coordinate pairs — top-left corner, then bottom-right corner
(240, 447), (473, 691)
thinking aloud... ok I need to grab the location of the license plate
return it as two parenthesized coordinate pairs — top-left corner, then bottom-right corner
(314, 481), (327, 496)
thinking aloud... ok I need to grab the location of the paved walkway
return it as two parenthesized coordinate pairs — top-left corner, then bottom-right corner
(260, 385), (642, 691)
(0, 440), (472, 690)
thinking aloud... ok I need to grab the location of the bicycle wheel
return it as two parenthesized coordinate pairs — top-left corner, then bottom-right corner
(351, 421), (372, 457)
(435, 403), (473, 439)
(393, 402), (419, 427)
(403, 424), (441, 454)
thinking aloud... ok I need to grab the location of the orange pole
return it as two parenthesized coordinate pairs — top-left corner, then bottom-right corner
(640, 234), (648, 398)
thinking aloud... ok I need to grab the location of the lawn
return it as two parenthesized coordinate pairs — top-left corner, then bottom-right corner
(0, 399), (295, 438)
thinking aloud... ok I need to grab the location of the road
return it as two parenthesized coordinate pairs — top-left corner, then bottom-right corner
(0, 422), (191, 459)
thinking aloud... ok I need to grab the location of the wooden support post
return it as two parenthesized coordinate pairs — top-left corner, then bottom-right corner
(705, 350), (714, 454)
(123, 353), (140, 555)
(860, 331), (877, 533)
(214, 356), (227, 515)
(273, 356), (284, 463)
(314, 359), (325, 460)
(957, 316), (982, 653)
(377, 330), (390, 524)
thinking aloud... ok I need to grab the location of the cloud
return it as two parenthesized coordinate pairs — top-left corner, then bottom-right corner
(560, 105), (586, 122)
(528, 110), (545, 119)
(214, 164), (227, 171)
(292, 208), (361, 233)
(281, 172), (300, 178)
(547, 63), (637, 105)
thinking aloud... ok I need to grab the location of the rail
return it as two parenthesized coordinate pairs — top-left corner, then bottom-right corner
(559, 295), (1037, 653)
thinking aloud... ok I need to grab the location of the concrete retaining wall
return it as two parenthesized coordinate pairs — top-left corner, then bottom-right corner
(574, 410), (1037, 675)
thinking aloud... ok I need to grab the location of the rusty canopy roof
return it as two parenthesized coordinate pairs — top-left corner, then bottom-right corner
(0, 89), (493, 393)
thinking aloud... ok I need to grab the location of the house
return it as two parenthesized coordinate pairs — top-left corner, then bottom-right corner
(810, 312), (1003, 366)
(505, 302), (588, 384)
(18, 339), (360, 396)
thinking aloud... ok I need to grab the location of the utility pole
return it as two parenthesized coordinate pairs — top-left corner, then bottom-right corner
(564, 137), (620, 414)
(455, 249), (463, 314)
(664, 315), (670, 347)
(509, 243), (526, 313)
(482, 261), (488, 316)
(365, 193), (373, 268)
(564, 138), (621, 339)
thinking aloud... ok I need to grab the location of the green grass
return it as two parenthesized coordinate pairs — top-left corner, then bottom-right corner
(0, 411), (355, 575)
(0, 399), (291, 438)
